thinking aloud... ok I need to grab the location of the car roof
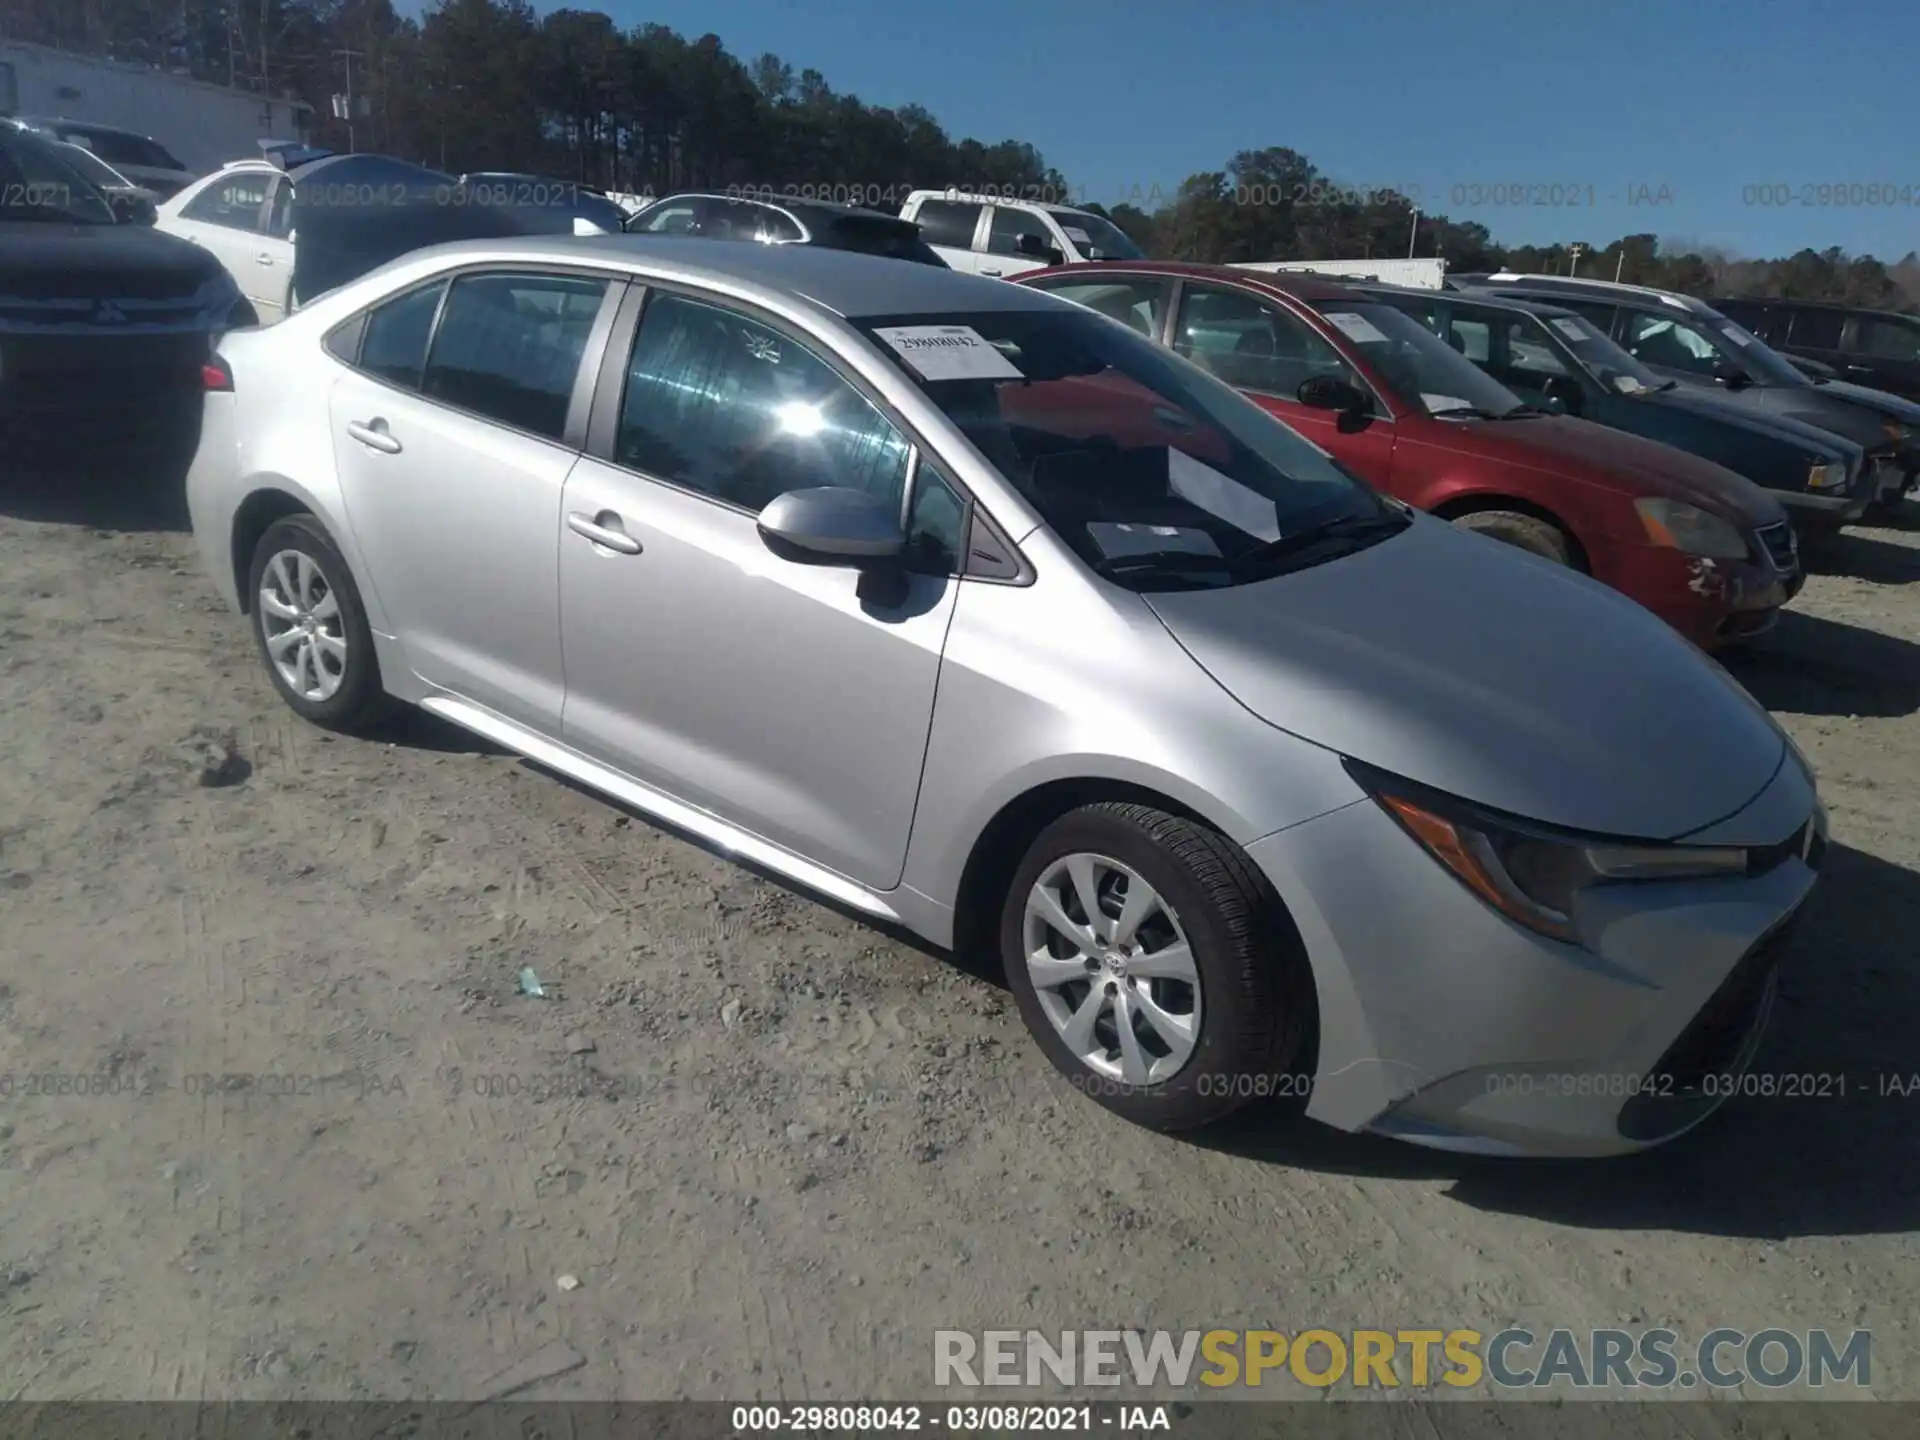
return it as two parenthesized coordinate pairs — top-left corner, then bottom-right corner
(402, 234), (1060, 317)
(909, 190), (1100, 217)
(646, 191), (916, 226)
(1360, 281), (1582, 320)
(1721, 293), (1920, 321)
(1467, 273), (1715, 315)
(17, 114), (162, 143)
(1018, 260), (1361, 302)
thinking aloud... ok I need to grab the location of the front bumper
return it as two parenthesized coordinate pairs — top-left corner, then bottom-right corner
(1595, 541), (1798, 649)
(0, 330), (208, 463)
(1248, 758), (1822, 1158)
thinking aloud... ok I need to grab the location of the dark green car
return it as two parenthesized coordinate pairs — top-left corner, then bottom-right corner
(1360, 284), (1873, 526)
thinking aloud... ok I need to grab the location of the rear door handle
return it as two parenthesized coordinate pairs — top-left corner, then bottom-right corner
(255, 251), (275, 265)
(345, 418), (401, 454)
(567, 510), (642, 555)
(978, 267), (1004, 277)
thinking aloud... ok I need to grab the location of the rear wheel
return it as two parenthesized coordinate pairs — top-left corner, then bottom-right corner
(247, 515), (393, 733)
(1000, 803), (1313, 1132)
(1451, 509), (1575, 566)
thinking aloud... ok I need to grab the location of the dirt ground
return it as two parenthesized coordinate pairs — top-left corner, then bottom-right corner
(1, 466), (1917, 1410)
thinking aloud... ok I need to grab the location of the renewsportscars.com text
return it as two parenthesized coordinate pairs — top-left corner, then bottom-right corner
(934, 1327), (1871, 1391)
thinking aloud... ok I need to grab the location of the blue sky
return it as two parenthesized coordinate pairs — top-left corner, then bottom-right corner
(446, 0), (1919, 260)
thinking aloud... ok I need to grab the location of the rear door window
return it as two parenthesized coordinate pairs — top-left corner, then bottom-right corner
(354, 281), (447, 389)
(181, 172), (272, 231)
(1788, 308), (1845, 350)
(913, 199), (984, 250)
(421, 272), (611, 439)
(1853, 316), (1920, 362)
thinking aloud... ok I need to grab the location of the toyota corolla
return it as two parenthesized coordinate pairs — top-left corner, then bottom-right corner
(184, 237), (1825, 1156)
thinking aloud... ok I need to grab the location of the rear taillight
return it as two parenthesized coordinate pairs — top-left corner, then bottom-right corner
(203, 356), (233, 391)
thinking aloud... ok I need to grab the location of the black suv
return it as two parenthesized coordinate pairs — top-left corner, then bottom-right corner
(1450, 273), (1920, 517)
(0, 120), (241, 466)
(625, 193), (947, 266)
(1712, 297), (1920, 405)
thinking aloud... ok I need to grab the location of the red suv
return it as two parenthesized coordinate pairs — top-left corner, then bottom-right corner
(1013, 262), (1804, 647)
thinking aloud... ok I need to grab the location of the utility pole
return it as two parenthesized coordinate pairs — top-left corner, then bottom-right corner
(1615, 248), (1626, 282)
(333, 48), (365, 152)
(1407, 206), (1420, 259)
(1568, 241), (1587, 276)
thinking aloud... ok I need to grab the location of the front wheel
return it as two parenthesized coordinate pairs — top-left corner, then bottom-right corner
(247, 515), (393, 733)
(1451, 509), (1575, 566)
(1000, 803), (1314, 1132)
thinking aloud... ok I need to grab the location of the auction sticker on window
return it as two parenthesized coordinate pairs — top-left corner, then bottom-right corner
(1062, 227), (1092, 246)
(1551, 317), (1589, 341)
(874, 325), (1025, 381)
(1322, 311), (1389, 345)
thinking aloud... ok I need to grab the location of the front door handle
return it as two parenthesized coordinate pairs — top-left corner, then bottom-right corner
(256, 251), (275, 265)
(978, 266), (1004, 277)
(567, 510), (642, 555)
(345, 418), (401, 454)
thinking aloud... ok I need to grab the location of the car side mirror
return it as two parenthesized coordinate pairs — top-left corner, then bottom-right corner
(1541, 374), (1584, 415)
(1713, 361), (1753, 390)
(110, 192), (157, 225)
(1297, 374), (1369, 413)
(757, 487), (905, 564)
(1015, 232), (1065, 265)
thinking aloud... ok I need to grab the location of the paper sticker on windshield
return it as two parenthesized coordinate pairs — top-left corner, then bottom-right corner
(1086, 522), (1223, 560)
(1168, 450), (1281, 541)
(1551, 318), (1588, 341)
(873, 325), (1024, 381)
(1322, 311), (1389, 345)
(1062, 227), (1092, 246)
(1614, 375), (1646, 393)
(1722, 324), (1755, 346)
(1422, 394), (1475, 414)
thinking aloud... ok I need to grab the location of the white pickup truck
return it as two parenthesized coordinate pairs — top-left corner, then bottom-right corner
(899, 189), (1146, 278)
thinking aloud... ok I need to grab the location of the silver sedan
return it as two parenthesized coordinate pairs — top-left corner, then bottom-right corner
(184, 236), (1825, 1156)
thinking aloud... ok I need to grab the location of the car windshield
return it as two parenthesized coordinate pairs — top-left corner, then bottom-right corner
(1056, 210), (1145, 261)
(855, 306), (1405, 590)
(1708, 314), (1814, 387)
(0, 130), (115, 223)
(54, 141), (133, 190)
(50, 124), (183, 171)
(1534, 311), (1666, 394)
(1309, 299), (1531, 417)
(822, 215), (947, 266)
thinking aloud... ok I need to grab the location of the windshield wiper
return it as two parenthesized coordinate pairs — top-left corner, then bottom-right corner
(1231, 511), (1411, 576)
(1489, 404), (1552, 419)
(1428, 405), (1506, 421)
(1089, 550), (1237, 581)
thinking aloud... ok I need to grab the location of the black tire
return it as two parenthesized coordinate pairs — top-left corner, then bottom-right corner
(999, 802), (1314, 1132)
(246, 514), (393, 733)
(1451, 509), (1575, 566)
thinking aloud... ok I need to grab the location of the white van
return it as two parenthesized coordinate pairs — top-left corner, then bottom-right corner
(898, 190), (1145, 278)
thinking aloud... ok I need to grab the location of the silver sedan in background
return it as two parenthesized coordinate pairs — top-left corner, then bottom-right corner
(184, 237), (1825, 1157)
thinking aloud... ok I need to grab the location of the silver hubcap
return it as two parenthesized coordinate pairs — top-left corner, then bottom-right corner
(259, 548), (346, 702)
(1022, 852), (1202, 1086)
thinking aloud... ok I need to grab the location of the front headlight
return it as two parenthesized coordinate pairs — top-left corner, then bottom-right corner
(1633, 496), (1751, 560)
(1806, 459), (1849, 491)
(1348, 762), (1749, 944)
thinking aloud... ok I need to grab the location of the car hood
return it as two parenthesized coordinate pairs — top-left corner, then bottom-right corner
(1643, 383), (1863, 460)
(1452, 414), (1785, 527)
(1812, 378), (1920, 428)
(290, 154), (577, 303)
(0, 217), (225, 299)
(1672, 376), (1899, 451)
(1145, 515), (1785, 840)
